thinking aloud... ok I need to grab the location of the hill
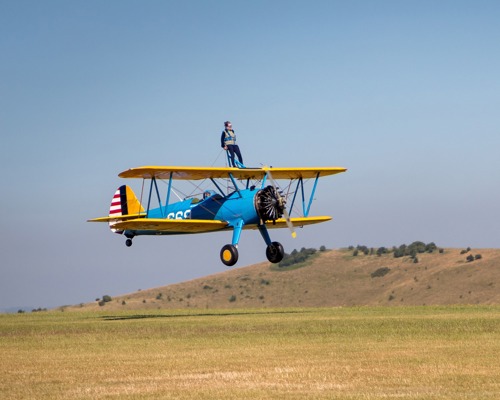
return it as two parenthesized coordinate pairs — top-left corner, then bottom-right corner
(63, 247), (500, 311)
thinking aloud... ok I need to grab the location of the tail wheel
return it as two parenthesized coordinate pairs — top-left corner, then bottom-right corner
(266, 241), (284, 263)
(125, 239), (133, 247)
(220, 244), (238, 267)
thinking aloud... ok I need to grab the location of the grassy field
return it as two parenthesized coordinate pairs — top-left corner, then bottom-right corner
(1, 306), (500, 399)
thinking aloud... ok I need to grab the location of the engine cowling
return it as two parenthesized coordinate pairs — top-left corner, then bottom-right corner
(254, 185), (286, 223)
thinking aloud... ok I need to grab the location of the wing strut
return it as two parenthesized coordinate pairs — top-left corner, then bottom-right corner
(228, 173), (242, 198)
(287, 172), (321, 218)
(164, 171), (173, 212)
(305, 172), (320, 217)
(146, 177), (165, 218)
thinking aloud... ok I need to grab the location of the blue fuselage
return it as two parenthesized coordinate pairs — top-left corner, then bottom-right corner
(129, 187), (260, 237)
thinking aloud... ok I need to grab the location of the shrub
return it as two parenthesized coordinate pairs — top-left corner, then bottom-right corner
(425, 242), (437, 253)
(393, 242), (438, 259)
(393, 247), (405, 258)
(229, 295), (236, 302)
(279, 247), (317, 268)
(371, 267), (390, 278)
(475, 254), (482, 260)
(320, 245), (327, 252)
(354, 245), (369, 255)
(376, 247), (388, 256)
(409, 241), (426, 254)
(102, 295), (112, 303)
(466, 254), (474, 262)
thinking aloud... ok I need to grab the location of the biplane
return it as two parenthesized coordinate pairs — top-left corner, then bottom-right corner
(88, 165), (347, 266)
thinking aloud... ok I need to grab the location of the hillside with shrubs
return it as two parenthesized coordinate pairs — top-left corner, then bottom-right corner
(62, 243), (500, 311)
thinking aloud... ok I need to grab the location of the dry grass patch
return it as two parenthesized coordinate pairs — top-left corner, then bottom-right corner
(1, 306), (500, 399)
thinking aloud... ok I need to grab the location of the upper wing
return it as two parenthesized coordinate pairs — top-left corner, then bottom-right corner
(260, 168), (346, 180)
(118, 166), (347, 180)
(110, 218), (229, 233)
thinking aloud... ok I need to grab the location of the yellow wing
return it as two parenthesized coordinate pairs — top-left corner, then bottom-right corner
(90, 215), (329, 232)
(111, 218), (229, 233)
(260, 216), (332, 229)
(87, 214), (146, 223)
(118, 166), (347, 180)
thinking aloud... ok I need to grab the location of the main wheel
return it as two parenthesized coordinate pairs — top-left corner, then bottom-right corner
(220, 244), (238, 267)
(266, 241), (284, 263)
(125, 239), (133, 247)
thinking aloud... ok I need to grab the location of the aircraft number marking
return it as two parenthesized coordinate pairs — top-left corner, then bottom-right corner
(167, 209), (191, 220)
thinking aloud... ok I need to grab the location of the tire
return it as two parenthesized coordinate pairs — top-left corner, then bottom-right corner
(220, 244), (238, 267)
(266, 241), (284, 263)
(125, 239), (133, 247)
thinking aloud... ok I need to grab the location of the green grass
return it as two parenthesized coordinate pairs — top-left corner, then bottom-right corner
(1, 306), (500, 399)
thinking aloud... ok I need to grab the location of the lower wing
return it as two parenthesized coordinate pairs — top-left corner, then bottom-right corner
(91, 215), (331, 234)
(111, 218), (228, 233)
(263, 216), (332, 229)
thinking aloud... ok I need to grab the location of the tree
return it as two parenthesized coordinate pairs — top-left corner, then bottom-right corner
(102, 295), (112, 303)
(376, 247), (388, 256)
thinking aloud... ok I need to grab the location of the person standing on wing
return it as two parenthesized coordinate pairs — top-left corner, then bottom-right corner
(221, 121), (244, 167)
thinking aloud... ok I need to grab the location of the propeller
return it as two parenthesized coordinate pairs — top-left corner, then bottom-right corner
(266, 169), (296, 239)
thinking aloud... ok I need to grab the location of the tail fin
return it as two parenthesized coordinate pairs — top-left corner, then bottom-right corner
(109, 185), (144, 233)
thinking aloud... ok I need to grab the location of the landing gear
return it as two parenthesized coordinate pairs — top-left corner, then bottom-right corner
(266, 241), (284, 263)
(125, 238), (133, 247)
(220, 244), (238, 266)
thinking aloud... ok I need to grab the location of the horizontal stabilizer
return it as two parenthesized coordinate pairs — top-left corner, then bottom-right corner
(87, 214), (146, 223)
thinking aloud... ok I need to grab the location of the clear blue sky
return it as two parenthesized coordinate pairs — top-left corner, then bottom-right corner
(1, 0), (499, 311)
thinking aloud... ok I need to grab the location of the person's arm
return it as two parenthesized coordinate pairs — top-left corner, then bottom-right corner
(221, 131), (226, 148)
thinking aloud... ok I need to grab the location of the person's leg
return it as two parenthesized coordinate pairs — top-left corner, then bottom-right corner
(227, 145), (236, 167)
(234, 145), (243, 165)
